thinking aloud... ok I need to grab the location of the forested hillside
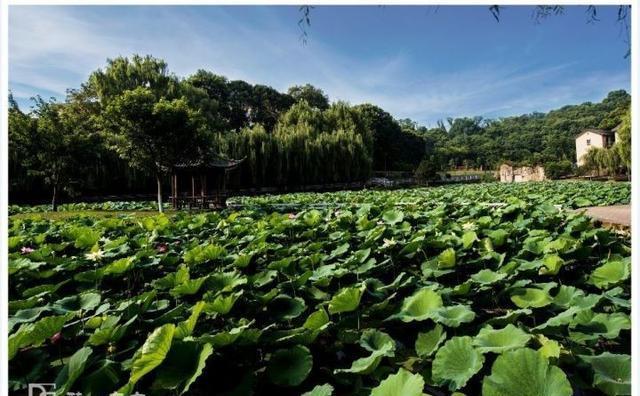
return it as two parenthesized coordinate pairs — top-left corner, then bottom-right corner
(9, 55), (630, 203)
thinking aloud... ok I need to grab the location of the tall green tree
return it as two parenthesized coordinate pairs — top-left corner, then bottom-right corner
(614, 109), (631, 175)
(102, 88), (206, 212)
(287, 84), (329, 110)
(88, 55), (210, 212)
(15, 97), (94, 210)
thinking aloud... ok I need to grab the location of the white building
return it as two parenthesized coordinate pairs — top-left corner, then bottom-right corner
(575, 128), (618, 166)
(499, 164), (546, 183)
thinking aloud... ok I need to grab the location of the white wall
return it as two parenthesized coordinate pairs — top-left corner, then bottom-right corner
(575, 132), (605, 166)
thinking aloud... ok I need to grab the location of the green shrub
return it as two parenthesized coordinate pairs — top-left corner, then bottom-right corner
(545, 160), (574, 179)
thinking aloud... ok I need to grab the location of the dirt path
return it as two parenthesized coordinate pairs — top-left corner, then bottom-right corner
(577, 205), (631, 228)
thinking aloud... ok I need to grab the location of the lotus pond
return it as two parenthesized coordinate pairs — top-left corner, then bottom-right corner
(8, 181), (631, 395)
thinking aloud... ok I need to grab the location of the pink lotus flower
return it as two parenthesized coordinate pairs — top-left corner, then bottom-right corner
(20, 246), (35, 255)
(156, 243), (169, 253)
(288, 213), (297, 219)
(50, 332), (62, 344)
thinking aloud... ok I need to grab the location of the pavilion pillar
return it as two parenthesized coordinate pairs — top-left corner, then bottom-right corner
(201, 174), (207, 209)
(171, 173), (178, 209)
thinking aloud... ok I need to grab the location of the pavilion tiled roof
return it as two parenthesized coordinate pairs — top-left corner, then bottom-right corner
(174, 155), (245, 170)
(575, 128), (614, 138)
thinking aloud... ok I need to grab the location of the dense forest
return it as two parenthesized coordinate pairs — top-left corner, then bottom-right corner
(8, 55), (630, 205)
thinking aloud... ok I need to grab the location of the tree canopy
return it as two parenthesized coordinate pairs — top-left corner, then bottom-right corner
(8, 54), (631, 207)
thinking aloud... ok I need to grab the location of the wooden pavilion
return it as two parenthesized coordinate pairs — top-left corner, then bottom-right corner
(170, 156), (244, 210)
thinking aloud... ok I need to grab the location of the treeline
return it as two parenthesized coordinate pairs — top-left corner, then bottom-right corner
(8, 54), (630, 208)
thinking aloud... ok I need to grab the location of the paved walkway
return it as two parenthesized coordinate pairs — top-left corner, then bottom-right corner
(578, 205), (631, 228)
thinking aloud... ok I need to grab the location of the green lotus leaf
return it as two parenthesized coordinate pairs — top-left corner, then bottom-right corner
(199, 322), (253, 348)
(270, 294), (307, 321)
(471, 269), (507, 285)
(66, 226), (101, 249)
(9, 313), (75, 360)
(461, 231), (478, 249)
(268, 257), (295, 271)
(451, 279), (473, 295)
(328, 242), (350, 259)
(534, 306), (585, 330)
(371, 368), (425, 396)
(203, 291), (242, 315)
(153, 265), (190, 290)
(359, 329), (395, 354)
(302, 384), (334, 396)
(574, 197), (594, 207)
(79, 359), (123, 396)
(485, 308), (532, 326)
(170, 276), (207, 297)
(8, 306), (49, 332)
(302, 209), (323, 227)
(125, 324), (176, 388)
(472, 324), (531, 353)
(266, 345), (313, 387)
(303, 309), (330, 331)
(232, 253), (253, 268)
(415, 324), (446, 358)
(433, 305), (476, 327)
(488, 229), (509, 247)
(175, 301), (205, 339)
(152, 340), (213, 394)
(480, 237), (495, 252)
(579, 353), (630, 396)
(588, 258), (630, 289)
(392, 288), (443, 322)
(87, 316), (135, 346)
(365, 225), (387, 244)
(250, 269), (278, 288)
(328, 286), (363, 314)
(102, 256), (136, 275)
(539, 254), (564, 275)
(335, 329), (395, 375)
(437, 248), (456, 268)
(569, 311), (630, 342)
(422, 258), (455, 278)
(482, 348), (572, 396)
(510, 288), (552, 308)
(208, 271), (247, 293)
(512, 258), (544, 271)
(536, 335), (562, 359)
(542, 237), (574, 254)
(54, 346), (93, 395)
(432, 336), (484, 391)
(183, 243), (226, 265)
(552, 285), (600, 309)
(51, 292), (102, 314)
(22, 280), (70, 298)
(335, 352), (384, 375)
(350, 248), (371, 264)
(602, 287), (630, 308)
(398, 234), (422, 256)
(382, 209), (404, 225)
(522, 237), (545, 255)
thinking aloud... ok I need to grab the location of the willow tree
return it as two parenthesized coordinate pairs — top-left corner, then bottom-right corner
(583, 146), (621, 177)
(614, 109), (631, 175)
(271, 100), (373, 184)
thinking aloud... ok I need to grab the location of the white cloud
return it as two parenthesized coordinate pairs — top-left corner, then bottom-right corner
(8, 6), (630, 125)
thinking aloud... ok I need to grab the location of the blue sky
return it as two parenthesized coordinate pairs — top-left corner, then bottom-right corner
(9, 5), (630, 126)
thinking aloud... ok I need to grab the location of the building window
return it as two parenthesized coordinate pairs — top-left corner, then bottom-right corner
(586, 139), (591, 146)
